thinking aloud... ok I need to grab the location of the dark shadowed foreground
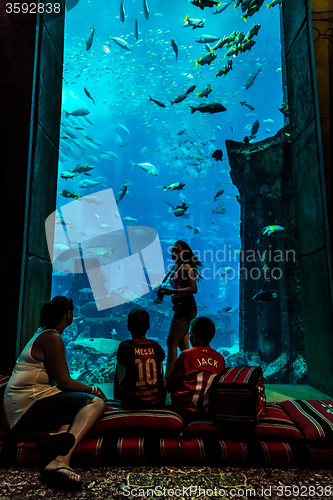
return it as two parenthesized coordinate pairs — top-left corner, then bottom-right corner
(0, 466), (332, 500)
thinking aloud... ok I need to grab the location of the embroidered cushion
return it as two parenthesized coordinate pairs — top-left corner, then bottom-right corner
(209, 366), (266, 435)
(88, 401), (184, 436)
(182, 403), (302, 440)
(280, 400), (333, 441)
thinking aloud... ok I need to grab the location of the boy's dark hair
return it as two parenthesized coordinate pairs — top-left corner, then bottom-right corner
(40, 296), (74, 329)
(127, 308), (150, 337)
(190, 316), (215, 345)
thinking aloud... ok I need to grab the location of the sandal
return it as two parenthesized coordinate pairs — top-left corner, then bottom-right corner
(36, 431), (75, 456)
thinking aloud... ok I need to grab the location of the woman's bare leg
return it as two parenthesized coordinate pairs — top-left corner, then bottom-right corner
(44, 397), (105, 482)
(165, 317), (191, 379)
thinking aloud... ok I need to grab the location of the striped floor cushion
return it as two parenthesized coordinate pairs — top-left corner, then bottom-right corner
(182, 403), (302, 440)
(88, 402), (184, 436)
(1, 435), (333, 468)
(73, 436), (329, 467)
(280, 400), (333, 441)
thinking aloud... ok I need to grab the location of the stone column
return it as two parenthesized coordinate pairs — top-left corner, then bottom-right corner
(0, 3), (65, 372)
(227, 128), (304, 382)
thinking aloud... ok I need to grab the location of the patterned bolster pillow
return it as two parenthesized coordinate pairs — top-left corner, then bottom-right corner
(208, 366), (266, 435)
(182, 403), (303, 440)
(88, 402), (184, 437)
(279, 400), (333, 442)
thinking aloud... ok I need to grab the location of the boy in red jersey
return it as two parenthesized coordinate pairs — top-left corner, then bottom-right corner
(165, 316), (225, 421)
(114, 308), (166, 409)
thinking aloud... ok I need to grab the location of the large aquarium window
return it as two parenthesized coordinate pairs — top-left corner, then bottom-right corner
(52, 0), (284, 382)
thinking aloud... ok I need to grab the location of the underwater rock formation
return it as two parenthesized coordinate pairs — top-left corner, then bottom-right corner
(226, 128), (305, 382)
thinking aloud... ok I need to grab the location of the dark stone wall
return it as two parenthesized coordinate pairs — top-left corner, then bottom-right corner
(282, 0), (333, 393)
(0, 3), (65, 372)
(227, 128), (304, 382)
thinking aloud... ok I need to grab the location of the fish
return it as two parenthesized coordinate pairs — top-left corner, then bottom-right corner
(85, 26), (95, 51)
(215, 58), (233, 77)
(251, 119), (260, 136)
(80, 195), (103, 205)
(163, 182), (185, 191)
(72, 164), (94, 174)
(278, 103), (289, 117)
(195, 34), (221, 43)
(245, 23), (261, 39)
(240, 101), (255, 110)
(212, 202), (226, 214)
(117, 184), (128, 202)
(134, 18), (139, 39)
(190, 102), (227, 114)
(177, 129), (186, 135)
(191, 0), (222, 10)
(174, 202), (189, 217)
(64, 108), (90, 117)
(109, 37), (131, 51)
(123, 216), (137, 223)
(170, 93), (188, 105)
(74, 332), (121, 356)
(149, 96), (166, 107)
(211, 149), (223, 161)
(252, 290), (280, 303)
(193, 227), (200, 234)
(118, 124), (130, 134)
(197, 83), (212, 99)
(195, 49), (217, 66)
(171, 38), (178, 60)
(130, 160), (159, 176)
(245, 67), (261, 90)
(120, 0), (125, 22)
(143, 0), (149, 19)
(212, 0), (234, 13)
(62, 127), (77, 139)
(185, 85), (196, 97)
(261, 225), (285, 236)
(60, 190), (80, 199)
(183, 15), (205, 29)
(186, 224), (193, 230)
(267, 0), (282, 8)
(213, 189), (224, 200)
(60, 171), (78, 180)
(241, 0), (264, 20)
(84, 87), (95, 105)
(78, 179), (102, 188)
(264, 118), (275, 124)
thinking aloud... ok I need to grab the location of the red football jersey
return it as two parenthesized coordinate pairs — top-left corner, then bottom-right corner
(115, 337), (166, 409)
(166, 345), (225, 417)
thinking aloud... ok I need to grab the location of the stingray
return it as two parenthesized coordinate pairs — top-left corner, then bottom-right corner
(74, 332), (120, 355)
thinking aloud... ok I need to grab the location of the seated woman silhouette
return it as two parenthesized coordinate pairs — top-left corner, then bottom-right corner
(2, 296), (106, 485)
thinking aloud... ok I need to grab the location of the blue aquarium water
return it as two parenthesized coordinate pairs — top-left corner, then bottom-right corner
(51, 0), (284, 380)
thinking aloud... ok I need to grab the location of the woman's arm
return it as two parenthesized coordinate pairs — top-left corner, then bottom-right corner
(44, 332), (105, 398)
(160, 264), (198, 296)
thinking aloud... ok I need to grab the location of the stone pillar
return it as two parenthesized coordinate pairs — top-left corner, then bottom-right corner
(227, 128), (304, 382)
(282, 0), (333, 394)
(0, 3), (65, 372)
